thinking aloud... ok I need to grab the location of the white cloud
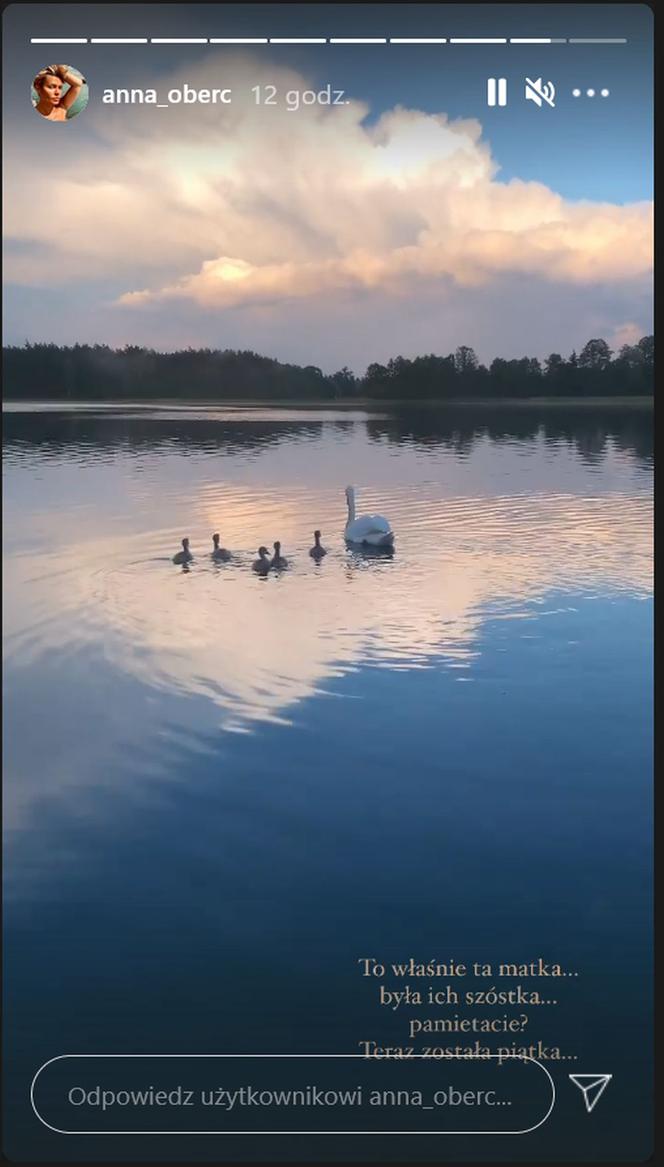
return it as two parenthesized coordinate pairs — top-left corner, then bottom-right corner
(608, 321), (647, 350)
(5, 55), (652, 310)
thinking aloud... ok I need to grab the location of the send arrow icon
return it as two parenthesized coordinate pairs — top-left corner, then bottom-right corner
(569, 1074), (613, 1113)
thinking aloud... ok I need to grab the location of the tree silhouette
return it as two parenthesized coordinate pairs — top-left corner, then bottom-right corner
(2, 337), (653, 402)
(579, 338), (613, 370)
(454, 345), (479, 375)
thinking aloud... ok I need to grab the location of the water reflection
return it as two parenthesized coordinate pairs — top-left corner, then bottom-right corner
(2, 403), (653, 1167)
(366, 403), (653, 466)
(3, 403), (652, 834)
(2, 408), (357, 465)
(3, 401), (653, 466)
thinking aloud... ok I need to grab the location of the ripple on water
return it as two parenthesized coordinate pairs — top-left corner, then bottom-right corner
(3, 478), (652, 733)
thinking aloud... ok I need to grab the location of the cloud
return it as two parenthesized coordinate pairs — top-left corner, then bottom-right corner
(115, 98), (652, 308)
(608, 321), (647, 350)
(118, 197), (652, 310)
(5, 56), (652, 311)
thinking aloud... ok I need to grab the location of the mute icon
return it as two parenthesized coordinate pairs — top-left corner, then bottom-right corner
(525, 77), (556, 107)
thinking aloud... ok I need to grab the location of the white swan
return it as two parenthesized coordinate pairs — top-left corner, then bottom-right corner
(344, 486), (394, 547)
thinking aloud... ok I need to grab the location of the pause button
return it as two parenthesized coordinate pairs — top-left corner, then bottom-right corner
(487, 78), (508, 106)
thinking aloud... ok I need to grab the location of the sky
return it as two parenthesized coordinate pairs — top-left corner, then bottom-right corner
(2, 3), (653, 373)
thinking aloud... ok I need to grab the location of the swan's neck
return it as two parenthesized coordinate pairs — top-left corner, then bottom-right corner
(346, 492), (355, 522)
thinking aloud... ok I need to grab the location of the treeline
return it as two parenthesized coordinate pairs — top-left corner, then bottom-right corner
(2, 337), (653, 401)
(361, 338), (653, 399)
(2, 345), (328, 401)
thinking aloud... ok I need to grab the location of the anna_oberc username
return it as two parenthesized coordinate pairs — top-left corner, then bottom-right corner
(32, 64), (86, 121)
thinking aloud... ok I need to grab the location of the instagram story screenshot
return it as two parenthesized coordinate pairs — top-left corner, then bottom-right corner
(1, 3), (653, 1165)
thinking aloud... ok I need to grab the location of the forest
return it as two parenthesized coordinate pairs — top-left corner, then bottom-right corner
(2, 336), (653, 401)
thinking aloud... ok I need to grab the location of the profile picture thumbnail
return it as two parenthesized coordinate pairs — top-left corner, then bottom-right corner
(31, 64), (88, 121)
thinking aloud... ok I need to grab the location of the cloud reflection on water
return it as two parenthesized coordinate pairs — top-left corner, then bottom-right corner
(2, 406), (652, 839)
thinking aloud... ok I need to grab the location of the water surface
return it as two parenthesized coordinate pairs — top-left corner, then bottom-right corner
(2, 402), (653, 1162)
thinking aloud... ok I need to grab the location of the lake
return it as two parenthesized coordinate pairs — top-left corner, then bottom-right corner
(2, 402), (653, 1162)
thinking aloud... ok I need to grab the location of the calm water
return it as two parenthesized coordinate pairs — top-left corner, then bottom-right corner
(3, 403), (653, 1162)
